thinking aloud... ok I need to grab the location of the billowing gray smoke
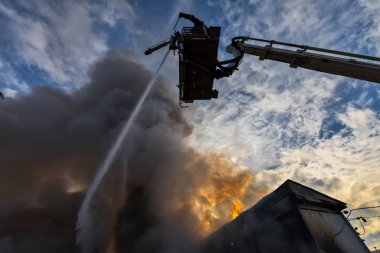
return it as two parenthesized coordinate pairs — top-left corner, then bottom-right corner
(0, 48), (195, 253)
(0, 49), (263, 253)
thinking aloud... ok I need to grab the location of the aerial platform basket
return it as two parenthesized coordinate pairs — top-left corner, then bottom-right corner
(179, 26), (220, 103)
(145, 12), (241, 106)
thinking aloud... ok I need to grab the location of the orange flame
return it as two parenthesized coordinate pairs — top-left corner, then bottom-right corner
(230, 199), (243, 219)
(186, 153), (266, 236)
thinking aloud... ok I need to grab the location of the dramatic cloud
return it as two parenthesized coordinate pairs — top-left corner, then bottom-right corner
(1, 0), (380, 250)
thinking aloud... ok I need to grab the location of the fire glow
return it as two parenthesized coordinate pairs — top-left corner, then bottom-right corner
(188, 154), (266, 235)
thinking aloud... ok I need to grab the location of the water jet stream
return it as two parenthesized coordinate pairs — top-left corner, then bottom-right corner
(76, 50), (170, 253)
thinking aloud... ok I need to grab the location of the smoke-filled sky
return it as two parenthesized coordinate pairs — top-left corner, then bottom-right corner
(0, 0), (380, 251)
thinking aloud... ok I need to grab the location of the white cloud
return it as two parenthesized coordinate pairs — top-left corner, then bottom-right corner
(0, 88), (19, 98)
(15, 0), (107, 86)
(186, 73), (337, 169)
(339, 105), (378, 129)
(359, 0), (380, 54)
(91, 0), (136, 28)
(0, 0), (137, 90)
(0, 58), (29, 93)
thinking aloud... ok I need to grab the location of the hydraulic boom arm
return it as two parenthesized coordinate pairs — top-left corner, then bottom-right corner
(145, 13), (380, 105)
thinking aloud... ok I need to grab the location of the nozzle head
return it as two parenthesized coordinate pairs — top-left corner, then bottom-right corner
(144, 49), (153, 55)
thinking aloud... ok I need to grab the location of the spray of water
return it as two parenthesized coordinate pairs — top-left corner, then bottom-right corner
(76, 49), (170, 253)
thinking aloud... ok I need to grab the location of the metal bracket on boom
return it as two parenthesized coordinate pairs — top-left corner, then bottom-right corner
(289, 49), (307, 68)
(259, 45), (271, 61)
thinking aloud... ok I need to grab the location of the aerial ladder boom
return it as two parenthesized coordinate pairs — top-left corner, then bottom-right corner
(145, 13), (380, 104)
(232, 38), (380, 84)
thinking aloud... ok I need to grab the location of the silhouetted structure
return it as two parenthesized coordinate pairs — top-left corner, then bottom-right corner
(145, 13), (380, 106)
(200, 180), (370, 253)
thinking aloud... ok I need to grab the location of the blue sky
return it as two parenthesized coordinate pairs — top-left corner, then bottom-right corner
(0, 0), (380, 248)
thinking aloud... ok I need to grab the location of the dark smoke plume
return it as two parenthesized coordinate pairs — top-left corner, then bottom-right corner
(0, 49), (264, 253)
